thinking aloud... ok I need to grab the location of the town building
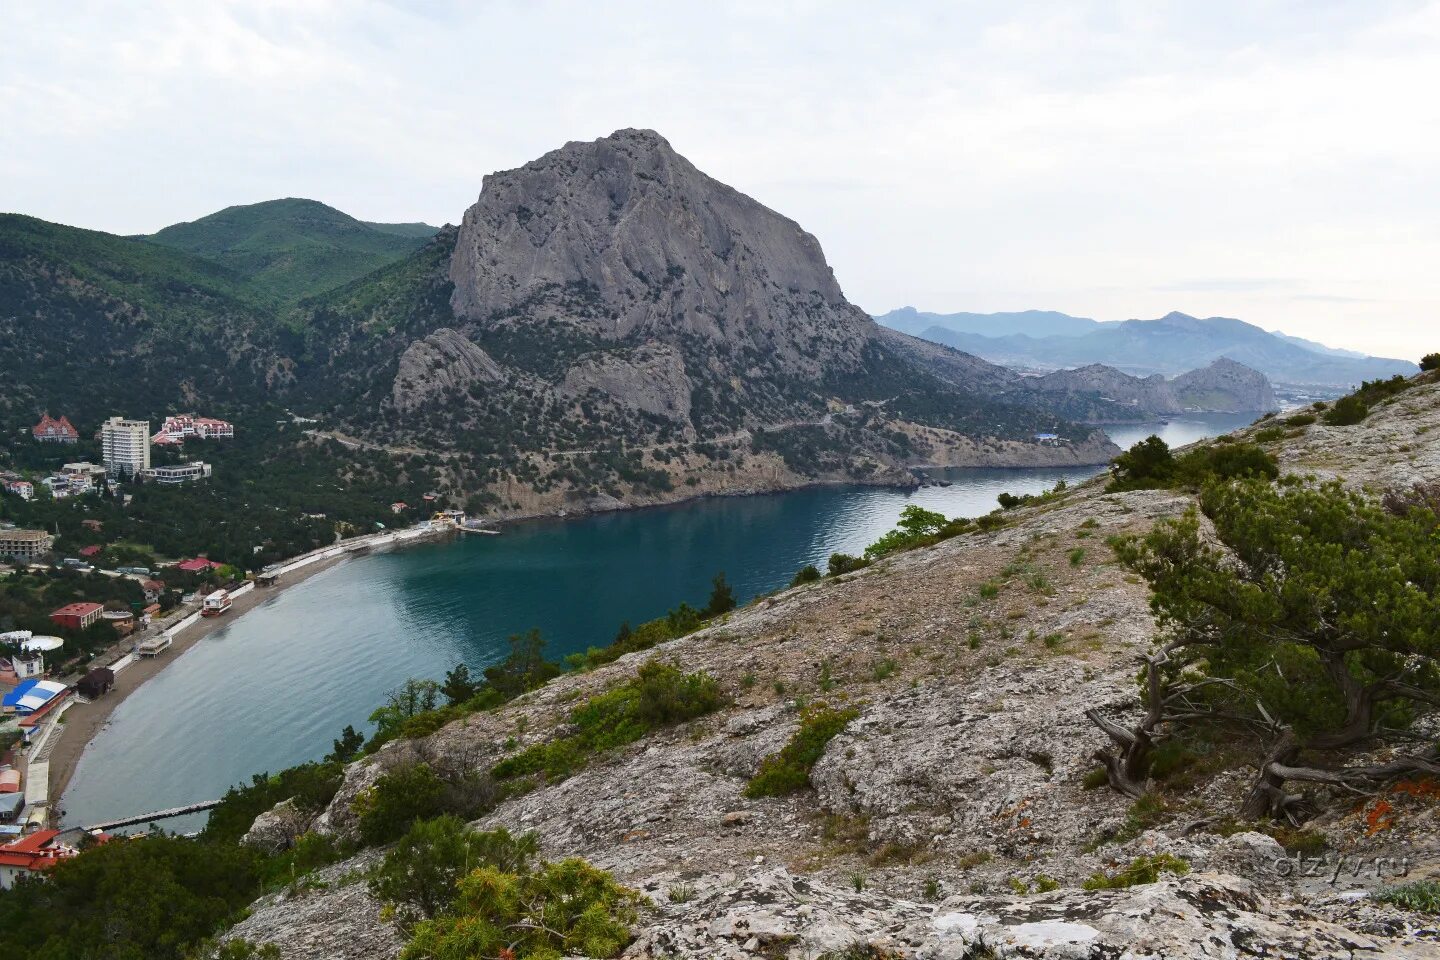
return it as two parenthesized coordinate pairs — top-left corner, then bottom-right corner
(8, 651), (44, 681)
(50, 602), (104, 631)
(152, 414), (235, 445)
(141, 579), (165, 602)
(139, 461), (212, 485)
(100, 417), (150, 478)
(31, 414), (79, 444)
(1, 678), (66, 716)
(175, 557), (224, 574)
(0, 830), (86, 890)
(0, 529), (53, 563)
(77, 667), (114, 699)
(2, 479), (33, 501)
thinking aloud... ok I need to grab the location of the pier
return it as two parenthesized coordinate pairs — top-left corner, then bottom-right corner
(85, 799), (222, 832)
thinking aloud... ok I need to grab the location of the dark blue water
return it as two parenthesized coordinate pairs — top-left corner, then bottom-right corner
(59, 414), (1254, 827)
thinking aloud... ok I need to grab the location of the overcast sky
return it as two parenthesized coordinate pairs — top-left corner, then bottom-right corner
(4, 1), (1438, 359)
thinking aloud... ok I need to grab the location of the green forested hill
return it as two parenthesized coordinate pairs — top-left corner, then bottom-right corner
(143, 198), (436, 304)
(0, 213), (283, 434)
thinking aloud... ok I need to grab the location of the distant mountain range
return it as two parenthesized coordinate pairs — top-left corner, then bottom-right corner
(875, 307), (1417, 387)
(141, 198), (440, 304)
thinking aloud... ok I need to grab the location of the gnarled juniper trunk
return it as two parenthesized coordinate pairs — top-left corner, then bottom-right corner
(1085, 651), (1173, 799)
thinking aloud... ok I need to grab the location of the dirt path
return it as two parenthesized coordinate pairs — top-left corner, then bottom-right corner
(45, 553), (351, 819)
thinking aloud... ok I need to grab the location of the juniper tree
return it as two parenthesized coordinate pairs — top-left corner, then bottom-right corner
(1090, 477), (1440, 819)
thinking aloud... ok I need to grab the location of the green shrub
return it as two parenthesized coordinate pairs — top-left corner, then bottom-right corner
(1253, 426), (1286, 443)
(371, 816), (538, 922)
(790, 564), (821, 587)
(493, 660), (724, 782)
(1107, 437), (1277, 492)
(354, 763), (452, 846)
(1324, 394), (1369, 425)
(1068, 547), (1086, 566)
(1374, 879), (1440, 914)
(746, 704), (859, 797)
(828, 553), (868, 576)
(1082, 853), (1189, 889)
(203, 760), (344, 846)
(1081, 768), (1109, 790)
(399, 858), (639, 960)
(1284, 413), (1317, 427)
(1422, 353), (1440, 372)
(260, 831), (351, 888)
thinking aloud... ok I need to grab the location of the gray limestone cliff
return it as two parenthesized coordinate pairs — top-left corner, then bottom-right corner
(1171, 355), (1280, 412)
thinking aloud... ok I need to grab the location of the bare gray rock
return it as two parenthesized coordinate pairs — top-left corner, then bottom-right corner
(391, 327), (504, 411)
(561, 341), (694, 422)
(1028, 363), (1183, 416)
(240, 797), (316, 855)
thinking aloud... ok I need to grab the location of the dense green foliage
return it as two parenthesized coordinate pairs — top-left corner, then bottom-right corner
(1323, 374), (1414, 426)
(399, 858), (639, 960)
(354, 762), (497, 846)
(789, 564), (822, 587)
(0, 834), (263, 960)
(1422, 353), (1440, 372)
(492, 659), (724, 782)
(144, 199), (432, 304)
(370, 816), (538, 922)
(863, 505), (962, 560)
(1106, 436), (1277, 492)
(1113, 476), (1440, 816)
(203, 760), (345, 846)
(746, 704), (859, 797)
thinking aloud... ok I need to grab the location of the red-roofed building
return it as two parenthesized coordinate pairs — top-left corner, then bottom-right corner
(175, 557), (223, 573)
(51, 602), (103, 631)
(32, 414), (79, 444)
(0, 830), (89, 889)
(153, 414), (235, 445)
(78, 545), (101, 558)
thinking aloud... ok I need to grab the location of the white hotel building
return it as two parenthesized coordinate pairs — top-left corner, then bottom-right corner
(101, 417), (151, 478)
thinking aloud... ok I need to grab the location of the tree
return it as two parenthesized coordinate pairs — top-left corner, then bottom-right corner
(370, 816), (538, 923)
(354, 763), (449, 846)
(483, 628), (559, 698)
(1324, 393), (1369, 426)
(369, 678), (443, 741)
(1094, 478), (1440, 820)
(864, 505), (949, 559)
(1106, 436), (1175, 491)
(705, 571), (736, 617)
(327, 724), (364, 764)
(440, 663), (477, 706)
(789, 564), (821, 587)
(1422, 352), (1440, 371)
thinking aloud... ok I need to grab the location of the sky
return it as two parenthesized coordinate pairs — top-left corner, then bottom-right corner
(3, 0), (1438, 360)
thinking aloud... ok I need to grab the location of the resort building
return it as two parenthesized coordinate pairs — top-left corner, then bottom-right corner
(152, 414), (235, 445)
(0, 830), (86, 890)
(101, 417), (150, 478)
(2, 480), (33, 501)
(50, 602), (104, 631)
(0, 529), (53, 563)
(31, 414), (79, 444)
(175, 557), (224, 574)
(140, 461), (212, 485)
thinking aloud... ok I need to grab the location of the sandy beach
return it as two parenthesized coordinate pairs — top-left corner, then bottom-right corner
(44, 551), (354, 817)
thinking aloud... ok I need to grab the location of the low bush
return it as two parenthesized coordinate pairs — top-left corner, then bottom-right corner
(790, 564), (821, 587)
(828, 553), (868, 576)
(400, 858), (639, 960)
(204, 760), (344, 846)
(746, 703), (859, 797)
(1106, 437), (1277, 492)
(1283, 413), (1316, 427)
(1422, 353), (1440, 372)
(1323, 394), (1368, 426)
(493, 660), (724, 782)
(371, 815), (538, 923)
(1082, 853), (1189, 890)
(1374, 879), (1440, 914)
(354, 762), (495, 846)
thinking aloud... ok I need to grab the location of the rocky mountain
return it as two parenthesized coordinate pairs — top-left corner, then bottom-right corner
(1170, 356), (1279, 412)
(144, 198), (437, 304)
(881, 308), (1417, 387)
(880, 328), (1279, 420)
(287, 130), (1121, 516)
(3, 132), (1134, 521)
(227, 371), (1440, 959)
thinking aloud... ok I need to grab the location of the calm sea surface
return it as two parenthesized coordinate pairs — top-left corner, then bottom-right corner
(60, 414), (1252, 827)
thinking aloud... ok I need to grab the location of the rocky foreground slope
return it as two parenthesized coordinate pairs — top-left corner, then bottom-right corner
(231, 380), (1440, 958)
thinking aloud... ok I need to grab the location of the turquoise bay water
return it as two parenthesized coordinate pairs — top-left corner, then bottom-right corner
(59, 414), (1251, 828)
